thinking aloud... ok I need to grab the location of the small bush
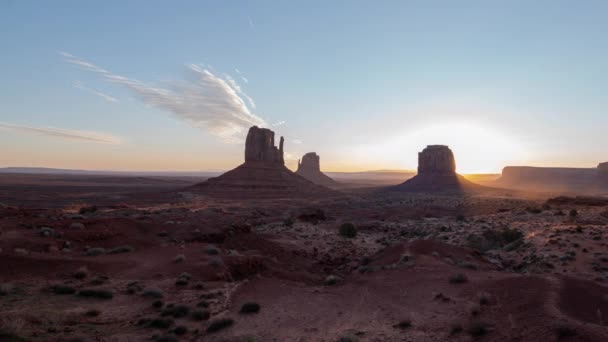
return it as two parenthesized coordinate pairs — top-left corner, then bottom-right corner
(206, 318), (234, 333)
(142, 287), (163, 299)
(569, 209), (578, 217)
(283, 217), (295, 227)
(85, 248), (106, 256)
(73, 266), (89, 279)
(77, 289), (113, 299)
(239, 302), (260, 314)
(85, 309), (100, 317)
(394, 319), (411, 329)
(173, 254), (186, 263)
(191, 310), (210, 321)
(51, 285), (76, 295)
(449, 273), (468, 284)
(556, 325), (577, 338)
(149, 318), (174, 329)
(324, 275), (339, 286)
(153, 300), (164, 308)
(339, 223), (357, 238)
(171, 326), (187, 336)
(206, 245), (220, 255)
(79, 206), (98, 214)
(108, 245), (134, 254)
(162, 305), (190, 318)
(155, 334), (178, 342)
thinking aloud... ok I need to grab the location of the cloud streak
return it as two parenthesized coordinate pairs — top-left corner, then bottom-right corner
(60, 52), (267, 141)
(73, 80), (118, 103)
(0, 122), (123, 145)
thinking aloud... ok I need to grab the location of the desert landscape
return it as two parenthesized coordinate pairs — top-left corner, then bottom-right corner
(3, 2), (608, 341)
(1, 125), (607, 342)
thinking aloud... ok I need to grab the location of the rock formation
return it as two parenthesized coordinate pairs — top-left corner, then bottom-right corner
(296, 152), (337, 187)
(391, 145), (480, 192)
(191, 126), (333, 198)
(599, 162), (608, 176)
(245, 126), (284, 164)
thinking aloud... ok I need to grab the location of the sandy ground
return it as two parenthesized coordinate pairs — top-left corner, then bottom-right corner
(0, 175), (607, 341)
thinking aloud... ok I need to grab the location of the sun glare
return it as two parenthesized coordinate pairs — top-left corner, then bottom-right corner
(355, 122), (524, 174)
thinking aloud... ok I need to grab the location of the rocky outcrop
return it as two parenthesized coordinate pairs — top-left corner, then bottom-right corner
(296, 152), (337, 187)
(245, 126), (284, 164)
(418, 145), (456, 175)
(599, 162), (608, 176)
(391, 145), (480, 192)
(191, 126), (333, 198)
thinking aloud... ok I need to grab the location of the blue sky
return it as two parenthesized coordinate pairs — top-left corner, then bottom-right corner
(1, 1), (607, 173)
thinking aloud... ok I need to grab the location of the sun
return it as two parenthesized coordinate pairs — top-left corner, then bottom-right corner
(353, 122), (524, 174)
(401, 123), (524, 174)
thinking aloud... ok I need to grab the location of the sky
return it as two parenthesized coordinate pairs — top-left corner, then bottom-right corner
(1, 0), (607, 174)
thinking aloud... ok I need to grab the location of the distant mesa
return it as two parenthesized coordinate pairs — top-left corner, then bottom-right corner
(296, 152), (338, 187)
(390, 145), (480, 192)
(599, 162), (608, 183)
(497, 165), (600, 191)
(190, 126), (333, 198)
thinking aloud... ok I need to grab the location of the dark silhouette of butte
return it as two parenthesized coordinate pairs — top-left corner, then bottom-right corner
(599, 162), (608, 185)
(296, 152), (338, 187)
(391, 145), (481, 192)
(191, 126), (331, 197)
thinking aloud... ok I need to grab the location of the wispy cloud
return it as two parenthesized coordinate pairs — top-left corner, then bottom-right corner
(73, 80), (118, 103)
(272, 120), (286, 127)
(0, 122), (123, 144)
(292, 139), (303, 145)
(60, 52), (267, 141)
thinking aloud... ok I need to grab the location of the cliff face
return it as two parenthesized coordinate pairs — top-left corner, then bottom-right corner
(599, 162), (608, 176)
(391, 145), (479, 192)
(296, 152), (337, 187)
(244, 126), (284, 164)
(498, 166), (598, 191)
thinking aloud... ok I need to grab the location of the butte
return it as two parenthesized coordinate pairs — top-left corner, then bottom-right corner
(190, 126), (332, 198)
(390, 145), (482, 192)
(296, 152), (338, 188)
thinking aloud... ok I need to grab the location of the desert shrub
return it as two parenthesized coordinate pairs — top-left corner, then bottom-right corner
(297, 208), (326, 223)
(73, 266), (89, 279)
(171, 326), (188, 336)
(339, 223), (357, 238)
(0, 283), (12, 296)
(324, 275), (339, 285)
(108, 245), (134, 254)
(39, 227), (56, 237)
(456, 215), (466, 222)
(449, 273), (468, 284)
(149, 318), (174, 329)
(556, 325), (577, 338)
(191, 310), (210, 321)
(394, 319), (411, 329)
(197, 300), (209, 308)
(239, 302), (260, 314)
(569, 209), (578, 217)
(525, 207), (542, 214)
(90, 275), (108, 285)
(85, 248), (106, 256)
(467, 320), (491, 337)
(77, 288), (113, 299)
(142, 287), (163, 299)
(173, 254), (186, 263)
(206, 318), (234, 333)
(205, 245), (220, 255)
(51, 284), (76, 295)
(162, 305), (190, 318)
(79, 205), (98, 214)
(85, 309), (100, 317)
(477, 292), (491, 305)
(152, 300), (164, 308)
